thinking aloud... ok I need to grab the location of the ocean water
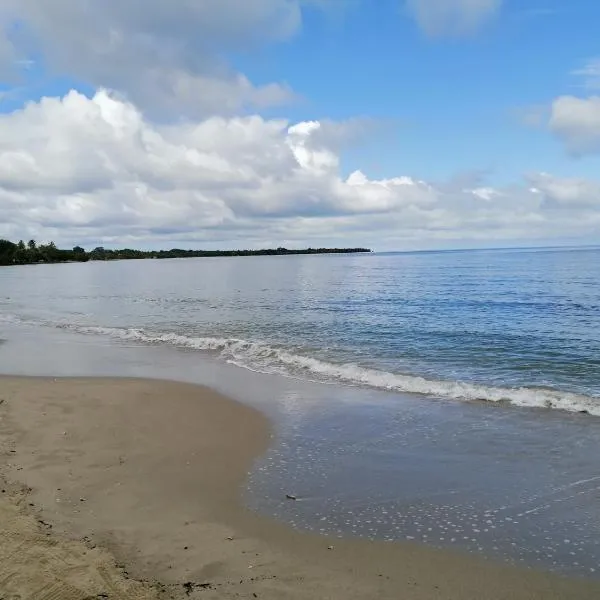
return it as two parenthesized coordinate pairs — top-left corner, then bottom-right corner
(1, 247), (599, 414)
(1, 246), (600, 575)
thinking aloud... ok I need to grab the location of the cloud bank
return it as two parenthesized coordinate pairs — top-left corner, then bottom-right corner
(1, 90), (598, 250)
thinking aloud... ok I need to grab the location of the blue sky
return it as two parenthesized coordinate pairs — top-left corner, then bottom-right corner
(235, 0), (598, 181)
(0, 1), (599, 250)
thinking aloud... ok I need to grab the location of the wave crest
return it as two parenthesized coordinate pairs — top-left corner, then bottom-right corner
(66, 325), (600, 416)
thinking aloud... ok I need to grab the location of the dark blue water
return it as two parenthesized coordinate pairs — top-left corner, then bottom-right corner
(1, 247), (599, 414)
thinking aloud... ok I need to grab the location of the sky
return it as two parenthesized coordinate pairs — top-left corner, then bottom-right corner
(0, 0), (599, 251)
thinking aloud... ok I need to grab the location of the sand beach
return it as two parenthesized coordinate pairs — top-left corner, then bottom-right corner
(1, 376), (599, 599)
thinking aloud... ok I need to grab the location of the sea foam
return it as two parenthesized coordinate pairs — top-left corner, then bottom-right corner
(64, 324), (600, 417)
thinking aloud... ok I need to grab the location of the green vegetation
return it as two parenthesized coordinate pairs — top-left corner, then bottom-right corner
(0, 240), (90, 266)
(0, 240), (371, 266)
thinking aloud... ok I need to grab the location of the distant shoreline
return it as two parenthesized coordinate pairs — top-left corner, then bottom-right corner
(0, 239), (372, 267)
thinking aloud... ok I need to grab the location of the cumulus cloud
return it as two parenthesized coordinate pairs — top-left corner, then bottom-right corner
(550, 95), (600, 156)
(0, 0), (342, 117)
(0, 90), (599, 249)
(406, 0), (501, 37)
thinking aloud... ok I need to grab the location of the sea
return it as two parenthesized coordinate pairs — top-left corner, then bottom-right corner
(1, 246), (599, 576)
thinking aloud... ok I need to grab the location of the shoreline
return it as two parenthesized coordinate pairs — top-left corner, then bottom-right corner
(1, 375), (599, 599)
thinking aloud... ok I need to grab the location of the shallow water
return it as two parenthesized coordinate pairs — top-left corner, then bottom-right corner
(1, 249), (600, 576)
(246, 396), (600, 575)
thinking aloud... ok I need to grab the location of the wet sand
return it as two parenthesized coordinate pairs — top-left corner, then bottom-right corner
(0, 376), (599, 599)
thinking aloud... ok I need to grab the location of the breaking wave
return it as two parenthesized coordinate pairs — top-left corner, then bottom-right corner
(60, 324), (600, 417)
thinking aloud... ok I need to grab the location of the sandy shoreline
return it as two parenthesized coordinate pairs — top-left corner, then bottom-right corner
(1, 376), (599, 599)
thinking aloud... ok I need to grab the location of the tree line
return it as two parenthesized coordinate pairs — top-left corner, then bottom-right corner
(0, 239), (89, 265)
(0, 239), (371, 266)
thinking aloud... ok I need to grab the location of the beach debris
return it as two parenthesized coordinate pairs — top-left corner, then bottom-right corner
(327, 545), (334, 550)
(183, 545), (189, 550)
(182, 582), (211, 595)
(226, 536), (234, 541)
(285, 494), (297, 501)
(79, 497), (86, 502)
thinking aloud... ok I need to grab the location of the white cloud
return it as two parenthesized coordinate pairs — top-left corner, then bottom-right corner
(406, 0), (501, 37)
(550, 95), (600, 156)
(470, 187), (501, 201)
(0, 0), (341, 117)
(528, 173), (600, 209)
(0, 90), (599, 250)
(572, 58), (600, 91)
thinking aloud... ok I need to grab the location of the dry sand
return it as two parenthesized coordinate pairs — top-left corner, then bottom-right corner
(0, 376), (599, 600)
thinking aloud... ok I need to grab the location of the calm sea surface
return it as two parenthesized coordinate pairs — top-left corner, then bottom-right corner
(1, 247), (600, 575)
